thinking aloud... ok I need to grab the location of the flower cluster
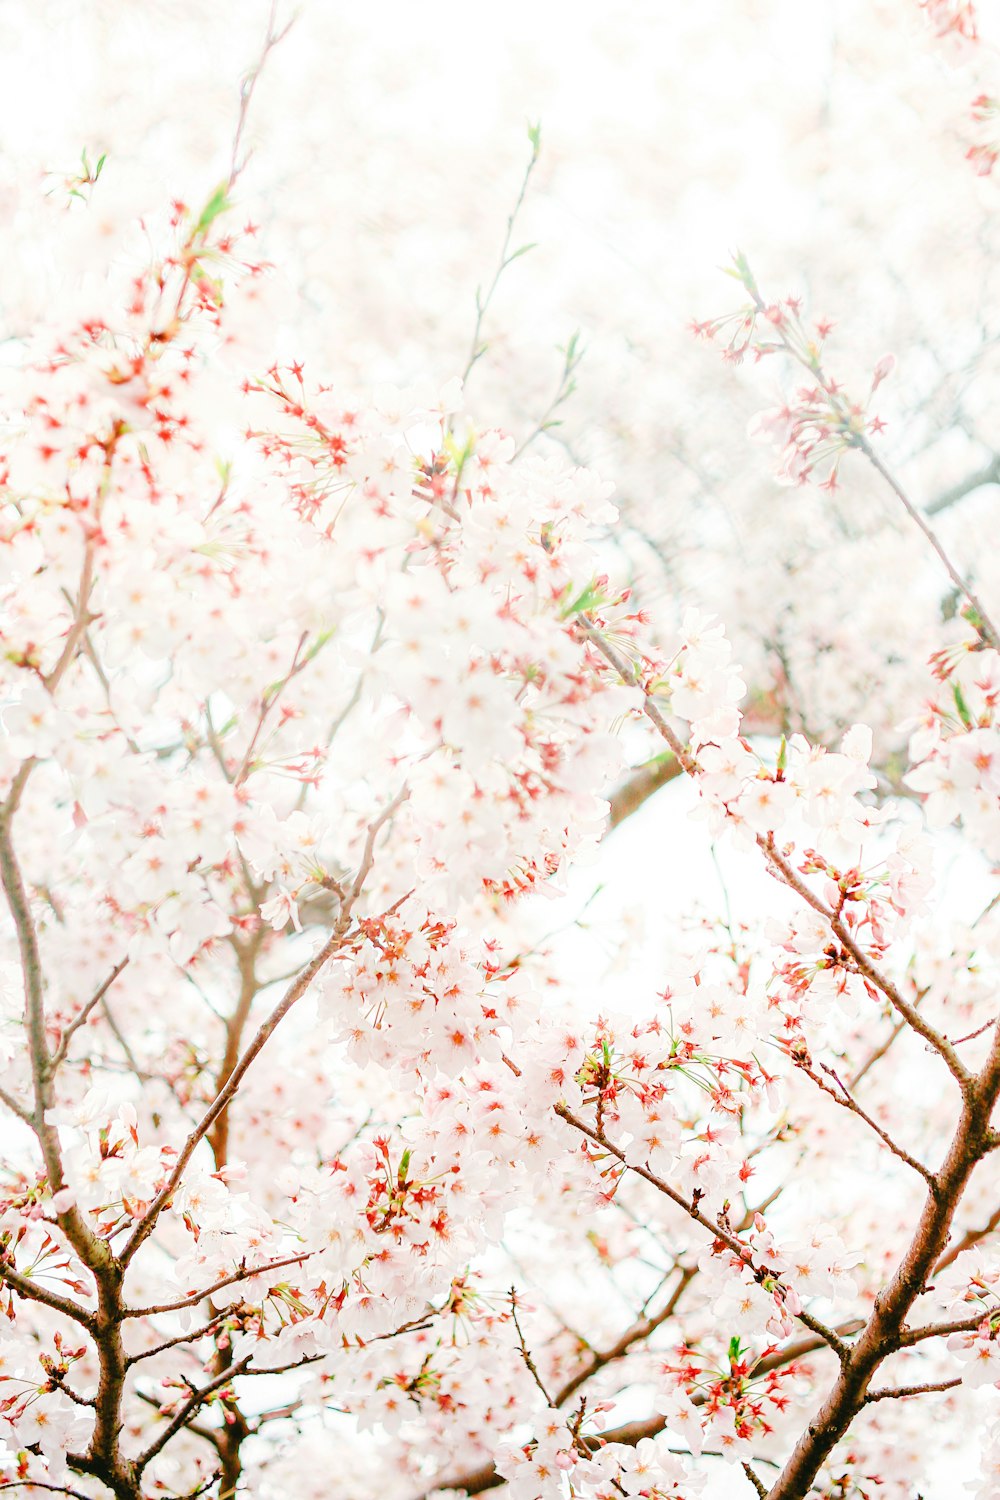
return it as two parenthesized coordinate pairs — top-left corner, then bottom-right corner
(905, 637), (1000, 859)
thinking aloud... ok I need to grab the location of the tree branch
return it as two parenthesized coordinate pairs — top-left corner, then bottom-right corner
(50, 957), (129, 1072)
(925, 452), (1000, 515)
(764, 1025), (1000, 1499)
(120, 786), (408, 1267)
(864, 1376), (962, 1403)
(554, 1103), (848, 1359)
(797, 1059), (937, 1190)
(124, 1251), (313, 1319)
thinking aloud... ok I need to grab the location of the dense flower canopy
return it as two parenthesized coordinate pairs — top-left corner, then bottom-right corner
(0, 4), (999, 1500)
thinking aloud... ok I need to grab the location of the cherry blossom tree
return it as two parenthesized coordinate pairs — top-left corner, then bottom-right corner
(1, 4), (999, 1499)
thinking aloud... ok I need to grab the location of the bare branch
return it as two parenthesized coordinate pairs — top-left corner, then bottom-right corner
(899, 1315), (984, 1348)
(124, 1251), (313, 1319)
(510, 1289), (554, 1407)
(0, 1482), (96, 1500)
(553, 1265), (697, 1408)
(226, 1), (296, 193)
(796, 1059), (937, 1190)
(743, 1461), (768, 1498)
(0, 1081), (34, 1125)
(926, 453), (1000, 515)
(0, 1260), (96, 1330)
(761, 835), (970, 1089)
(135, 1356), (253, 1469)
(50, 957), (129, 1072)
(120, 786), (408, 1267)
(554, 1102), (849, 1360)
(864, 1376), (962, 1403)
(607, 753), (682, 830)
(855, 437), (999, 650)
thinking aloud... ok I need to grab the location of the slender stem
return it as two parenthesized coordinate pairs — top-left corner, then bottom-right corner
(555, 1103), (847, 1359)
(124, 1251), (313, 1319)
(460, 128), (541, 388)
(119, 786), (408, 1268)
(797, 1060), (937, 1190)
(761, 836), (969, 1088)
(857, 437), (999, 650)
(765, 1025), (1000, 1499)
(51, 958), (129, 1071)
(864, 1377), (962, 1403)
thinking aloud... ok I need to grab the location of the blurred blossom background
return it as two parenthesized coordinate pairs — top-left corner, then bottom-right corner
(2, 5), (999, 1495)
(3, 0), (999, 770)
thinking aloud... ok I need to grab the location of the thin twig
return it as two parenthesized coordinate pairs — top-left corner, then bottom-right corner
(864, 1376), (962, 1403)
(742, 1460), (768, 1498)
(120, 786), (408, 1268)
(554, 1102), (848, 1360)
(460, 125), (542, 388)
(510, 1289), (554, 1407)
(798, 1061), (937, 1190)
(124, 1251), (313, 1319)
(50, 957), (129, 1071)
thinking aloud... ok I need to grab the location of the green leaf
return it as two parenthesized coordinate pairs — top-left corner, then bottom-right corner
(527, 120), (542, 154)
(193, 183), (230, 239)
(559, 577), (608, 619)
(506, 241), (537, 264)
(952, 680), (973, 729)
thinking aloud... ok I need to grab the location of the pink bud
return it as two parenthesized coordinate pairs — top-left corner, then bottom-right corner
(871, 354), (896, 390)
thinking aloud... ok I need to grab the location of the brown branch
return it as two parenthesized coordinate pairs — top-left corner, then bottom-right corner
(208, 933), (263, 1167)
(44, 543), (98, 698)
(761, 835), (970, 1089)
(554, 1103), (848, 1360)
(856, 437), (999, 649)
(116, 950), (315, 1268)
(120, 785), (408, 1267)
(232, 631), (311, 787)
(50, 957), (129, 1071)
(124, 1313), (230, 1368)
(0, 1482), (96, 1500)
(553, 1265), (697, 1408)
(124, 1251), (313, 1318)
(607, 754), (682, 830)
(134, 1386), (221, 1450)
(950, 1015), (999, 1047)
(798, 1060), (937, 1190)
(510, 1290), (554, 1407)
(743, 1461), (768, 1498)
(0, 1081), (34, 1125)
(847, 1018), (907, 1091)
(418, 1325), (852, 1498)
(898, 1314), (982, 1347)
(575, 619), (700, 776)
(571, 611), (997, 1496)
(764, 1025), (1000, 1499)
(0, 1261), (96, 1330)
(135, 1356), (254, 1470)
(925, 453), (1000, 515)
(863, 1376), (962, 1403)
